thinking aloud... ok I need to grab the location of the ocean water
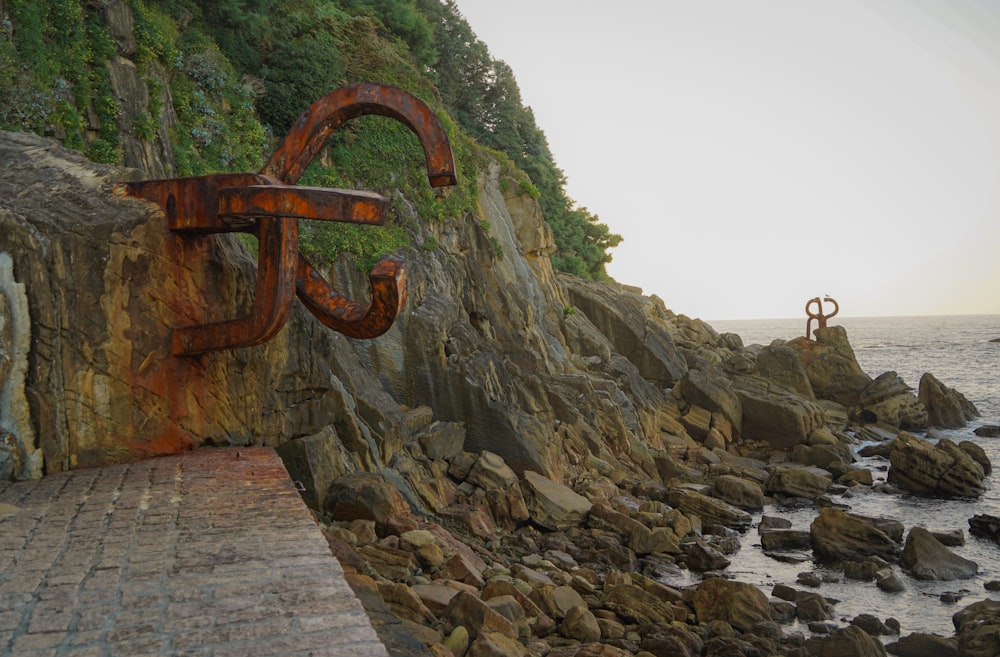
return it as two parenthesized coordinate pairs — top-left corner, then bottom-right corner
(689, 315), (1000, 638)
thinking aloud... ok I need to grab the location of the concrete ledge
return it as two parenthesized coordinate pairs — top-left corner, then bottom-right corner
(0, 447), (389, 656)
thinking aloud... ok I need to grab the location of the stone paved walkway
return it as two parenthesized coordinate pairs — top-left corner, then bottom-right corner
(0, 448), (389, 657)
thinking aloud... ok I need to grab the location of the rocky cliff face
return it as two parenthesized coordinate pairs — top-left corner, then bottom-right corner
(0, 2), (980, 494)
(1, 128), (978, 493)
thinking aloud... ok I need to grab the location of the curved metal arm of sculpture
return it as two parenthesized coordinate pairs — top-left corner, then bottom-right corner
(296, 258), (406, 339)
(822, 296), (839, 321)
(262, 82), (457, 188)
(805, 296), (822, 340)
(261, 83), (457, 337)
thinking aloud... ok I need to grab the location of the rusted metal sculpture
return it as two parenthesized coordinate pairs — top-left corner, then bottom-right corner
(122, 83), (456, 356)
(805, 296), (839, 339)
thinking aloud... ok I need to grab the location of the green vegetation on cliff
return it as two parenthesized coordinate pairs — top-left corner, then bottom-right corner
(0, 0), (621, 278)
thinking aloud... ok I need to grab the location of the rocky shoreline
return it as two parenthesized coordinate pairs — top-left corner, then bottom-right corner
(4, 132), (999, 657)
(308, 328), (1000, 657)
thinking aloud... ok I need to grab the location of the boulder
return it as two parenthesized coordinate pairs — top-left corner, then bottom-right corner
(732, 375), (826, 449)
(807, 427), (841, 445)
(887, 433), (986, 498)
(765, 465), (832, 500)
(521, 471), (592, 531)
(843, 556), (888, 581)
(753, 343), (816, 400)
(445, 591), (518, 640)
(357, 543), (418, 580)
(467, 631), (528, 657)
(859, 372), (928, 430)
(531, 585), (587, 620)
(918, 372), (979, 428)
(810, 508), (900, 562)
(761, 529), (811, 551)
(974, 425), (1000, 437)
(687, 578), (771, 632)
(794, 591), (834, 621)
(969, 514), (1000, 543)
(759, 515), (793, 531)
(629, 525), (682, 556)
(790, 443), (854, 470)
(411, 584), (461, 614)
(439, 552), (488, 588)
(804, 625), (887, 657)
(875, 567), (906, 593)
(376, 581), (436, 625)
(678, 403), (713, 441)
(443, 504), (499, 540)
(901, 527), (978, 580)
(275, 426), (347, 509)
(685, 537), (731, 572)
(673, 368), (743, 436)
(443, 626), (470, 657)
(713, 474), (764, 510)
(787, 326), (872, 407)
(548, 644), (634, 657)
(588, 502), (647, 542)
(953, 599), (1000, 657)
(560, 606), (601, 643)
(654, 451), (704, 483)
(468, 451), (531, 527)
(325, 472), (411, 526)
(887, 633), (958, 657)
(602, 584), (676, 625)
(638, 624), (704, 657)
(838, 468), (873, 486)
(668, 487), (752, 530)
(416, 421), (467, 461)
(850, 613), (895, 637)
(931, 529), (965, 547)
(960, 441), (992, 476)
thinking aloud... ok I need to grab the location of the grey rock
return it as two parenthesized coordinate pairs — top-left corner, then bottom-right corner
(901, 527), (978, 581)
(887, 632), (958, 657)
(953, 599), (1000, 657)
(668, 487), (752, 530)
(765, 464), (832, 499)
(753, 343), (816, 400)
(732, 375), (826, 449)
(860, 371), (928, 431)
(804, 625), (887, 657)
(875, 567), (906, 592)
(810, 508), (900, 562)
(787, 326), (873, 407)
(888, 433), (986, 498)
(919, 372), (979, 428)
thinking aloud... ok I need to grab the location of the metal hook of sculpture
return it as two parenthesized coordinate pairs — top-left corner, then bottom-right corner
(805, 295), (839, 340)
(262, 83), (457, 339)
(121, 83), (457, 355)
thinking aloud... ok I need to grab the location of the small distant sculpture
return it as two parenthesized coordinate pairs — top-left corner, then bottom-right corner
(805, 296), (839, 340)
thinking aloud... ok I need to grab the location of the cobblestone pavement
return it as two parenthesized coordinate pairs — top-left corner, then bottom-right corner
(0, 448), (389, 657)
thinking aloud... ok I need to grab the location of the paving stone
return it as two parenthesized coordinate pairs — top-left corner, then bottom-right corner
(0, 448), (389, 656)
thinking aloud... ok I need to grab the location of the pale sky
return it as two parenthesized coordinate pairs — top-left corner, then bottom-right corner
(451, 0), (1000, 320)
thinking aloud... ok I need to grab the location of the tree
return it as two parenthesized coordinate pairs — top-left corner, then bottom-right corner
(417, 0), (621, 279)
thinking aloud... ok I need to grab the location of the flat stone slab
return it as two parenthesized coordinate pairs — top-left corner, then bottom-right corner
(0, 447), (389, 656)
